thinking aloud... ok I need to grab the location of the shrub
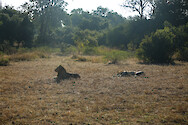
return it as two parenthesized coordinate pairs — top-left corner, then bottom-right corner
(17, 47), (31, 53)
(60, 43), (72, 53)
(32, 46), (59, 54)
(173, 23), (188, 61)
(60, 43), (79, 55)
(64, 46), (78, 55)
(9, 53), (38, 61)
(83, 46), (98, 55)
(176, 47), (188, 61)
(69, 46), (134, 63)
(104, 49), (133, 64)
(136, 27), (175, 64)
(9, 51), (49, 62)
(0, 57), (9, 66)
(0, 41), (18, 54)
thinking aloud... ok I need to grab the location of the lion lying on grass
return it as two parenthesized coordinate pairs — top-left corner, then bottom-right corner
(55, 65), (80, 83)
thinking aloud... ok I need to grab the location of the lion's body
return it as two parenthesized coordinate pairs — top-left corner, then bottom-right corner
(67, 73), (80, 79)
(55, 65), (80, 83)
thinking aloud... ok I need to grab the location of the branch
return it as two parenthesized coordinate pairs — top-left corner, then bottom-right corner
(143, 1), (149, 8)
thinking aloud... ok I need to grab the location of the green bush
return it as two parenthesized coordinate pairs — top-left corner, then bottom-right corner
(32, 46), (59, 54)
(8, 47), (53, 62)
(176, 47), (188, 61)
(104, 49), (133, 64)
(60, 43), (72, 53)
(173, 23), (188, 61)
(60, 43), (78, 55)
(136, 27), (175, 64)
(17, 47), (31, 53)
(9, 53), (37, 61)
(83, 46), (98, 55)
(0, 41), (17, 55)
(0, 57), (9, 66)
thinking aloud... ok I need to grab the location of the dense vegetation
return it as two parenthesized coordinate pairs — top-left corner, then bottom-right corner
(0, 0), (188, 64)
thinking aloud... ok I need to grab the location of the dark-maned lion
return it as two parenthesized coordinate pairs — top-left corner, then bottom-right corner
(55, 65), (80, 83)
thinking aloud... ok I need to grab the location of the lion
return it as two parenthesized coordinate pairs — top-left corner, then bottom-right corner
(55, 65), (80, 83)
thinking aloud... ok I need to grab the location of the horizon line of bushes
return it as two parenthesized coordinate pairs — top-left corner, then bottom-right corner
(1, 21), (188, 66)
(0, 3), (188, 65)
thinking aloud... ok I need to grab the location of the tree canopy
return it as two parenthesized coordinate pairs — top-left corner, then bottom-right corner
(122, 0), (155, 19)
(0, 7), (34, 49)
(0, 0), (187, 62)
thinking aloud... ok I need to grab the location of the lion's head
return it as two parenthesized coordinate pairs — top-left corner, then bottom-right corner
(55, 65), (67, 74)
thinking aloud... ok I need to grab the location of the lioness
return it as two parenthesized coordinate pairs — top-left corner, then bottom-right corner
(55, 65), (80, 83)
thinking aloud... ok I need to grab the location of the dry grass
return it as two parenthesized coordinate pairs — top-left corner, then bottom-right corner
(8, 52), (49, 62)
(0, 55), (188, 125)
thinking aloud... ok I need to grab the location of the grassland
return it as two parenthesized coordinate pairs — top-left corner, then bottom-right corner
(0, 55), (188, 125)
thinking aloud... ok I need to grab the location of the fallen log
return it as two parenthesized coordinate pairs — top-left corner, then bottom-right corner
(117, 71), (144, 77)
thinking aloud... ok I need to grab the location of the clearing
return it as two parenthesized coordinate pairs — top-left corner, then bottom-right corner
(0, 56), (188, 124)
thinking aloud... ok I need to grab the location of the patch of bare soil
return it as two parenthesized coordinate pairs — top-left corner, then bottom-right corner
(0, 56), (188, 124)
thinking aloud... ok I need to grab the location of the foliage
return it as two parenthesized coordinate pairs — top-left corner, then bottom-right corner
(153, 0), (188, 26)
(106, 19), (158, 49)
(71, 7), (124, 30)
(0, 7), (34, 48)
(60, 42), (79, 55)
(7, 47), (58, 62)
(0, 40), (17, 54)
(176, 47), (188, 61)
(9, 53), (39, 61)
(83, 46), (98, 55)
(127, 41), (137, 51)
(68, 46), (134, 63)
(73, 29), (99, 53)
(0, 56), (9, 66)
(122, 0), (155, 19)
(58, 26), (77, 45)
(0, 0), (187, 63)
(22, 0), (68, 46)
(136, 27), (175, 64)
(5, 46), (60, 62)
(60, 42), (72, 53)
(172, 23), (188, 61)
(92, 6), (125, 27)
(83, 46), (134, 63)
(104, 49), (133, 64)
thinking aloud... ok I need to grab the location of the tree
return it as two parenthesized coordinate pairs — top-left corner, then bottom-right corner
(170, 22), (188, 61)
(136, 27), (175, 64)
(57, 26), (77, 45)
(0, 7), (34, 49)
(0, 0), (2, 9)
(106, 11), (125, 27)
(73, 29), (99, 54)
(70, 8), (109, 31)
(153, 0), (188, 26)
(93, 6), (125, 27)
(73, 29), (98, 47)
(93, 6), (109, 17)
(105, 19), (157, 50)
(122, 0), (155, 19)
(22, 0), (68, 46)
(70, 9), (84, 27)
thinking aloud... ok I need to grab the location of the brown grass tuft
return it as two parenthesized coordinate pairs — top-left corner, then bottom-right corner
(8, 52), (49, 62)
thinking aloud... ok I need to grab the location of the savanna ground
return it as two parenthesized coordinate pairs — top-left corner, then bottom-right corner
(0, 55), (188, 125)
